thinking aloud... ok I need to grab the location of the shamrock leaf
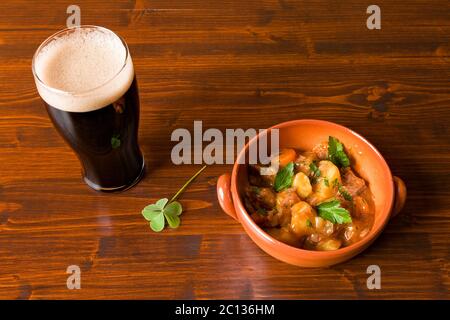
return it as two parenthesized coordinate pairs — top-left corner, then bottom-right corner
(141, 166), (207, 233)
(141, 204), (162, 221)
(164, 201), (182, 228)
(149, 211), (165, 232)
(155, 198), (168, 209)
(142, 198), (167, 220)
(164, 201), (182, 217)
(142, 198), (169, 231)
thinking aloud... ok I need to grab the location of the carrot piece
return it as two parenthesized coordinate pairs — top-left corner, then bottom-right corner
(276, 148), (297, 168)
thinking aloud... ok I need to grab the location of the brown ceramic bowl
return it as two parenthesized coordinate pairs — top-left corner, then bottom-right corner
(217, 119), (406, 267)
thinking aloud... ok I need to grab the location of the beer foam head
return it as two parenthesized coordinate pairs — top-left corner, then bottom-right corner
(33, 26), (134, 112)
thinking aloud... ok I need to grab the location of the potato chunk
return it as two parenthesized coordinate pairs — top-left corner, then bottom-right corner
(266, 227), (303, 248)
(316, 239), (342, 251)
(292, 172), (312, 199)
(307, 160), (341, 205)
(290, 201), (316, 237)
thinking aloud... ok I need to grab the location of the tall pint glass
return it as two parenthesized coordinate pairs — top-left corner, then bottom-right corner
(32, 26), (144, 191)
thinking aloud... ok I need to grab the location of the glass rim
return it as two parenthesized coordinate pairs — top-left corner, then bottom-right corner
(31, 25), (131, 97)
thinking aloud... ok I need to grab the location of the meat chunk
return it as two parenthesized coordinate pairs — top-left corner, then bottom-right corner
(353, 195), (370, 218)
(245, 185), (278, 227)
(295, 151), (317, 175)
(341, 168), (366, 196)
(312, 142), (328, 160)
(275, 189), (301, 226)
(245, 186), (276, 210)
(248, 164), (275, 187)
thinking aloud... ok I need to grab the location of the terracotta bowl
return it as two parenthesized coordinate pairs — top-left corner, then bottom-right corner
(217, 119), (407, 267)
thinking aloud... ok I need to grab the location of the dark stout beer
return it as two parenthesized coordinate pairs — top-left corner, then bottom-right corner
(45, 77), (143, 191)
(32, 26), (144, 191)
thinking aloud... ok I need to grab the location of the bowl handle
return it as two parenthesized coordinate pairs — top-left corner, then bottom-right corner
(217, 173), (239, 221)
(392, 176), (407, 218)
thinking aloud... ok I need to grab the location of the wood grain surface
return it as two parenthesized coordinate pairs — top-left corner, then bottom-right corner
(0, 0), (449, 299)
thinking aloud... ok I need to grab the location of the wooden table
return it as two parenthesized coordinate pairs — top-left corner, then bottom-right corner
(0, 0), (449, 299)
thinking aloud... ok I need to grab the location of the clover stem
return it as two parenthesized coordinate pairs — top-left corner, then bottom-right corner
(169, 165), (207, 204)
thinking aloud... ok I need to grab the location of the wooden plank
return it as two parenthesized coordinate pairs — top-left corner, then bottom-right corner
(0, 0), (448, 299)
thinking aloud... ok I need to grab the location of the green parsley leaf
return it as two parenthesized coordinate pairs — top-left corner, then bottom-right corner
(274, 162), (294, 192)
(324, 177), (330, 187)
(251, 186), (261, 195)
(111, 134), (121, 149)
(309, 161), (321, 178)
(328, 136), (350, 168)
(332, 179), (353, 201)
(141, 165), (207, 232)
(257, 208), (268, 216)
(339, 186), (353, 201)
(332, 178), (340, 187)
(306, 219), (313, 228)
(317, 199), (352, 224)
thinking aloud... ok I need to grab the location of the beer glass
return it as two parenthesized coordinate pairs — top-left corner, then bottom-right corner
(32, 26), (145, 191)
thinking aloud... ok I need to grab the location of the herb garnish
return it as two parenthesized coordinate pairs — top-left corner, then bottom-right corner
(309, 161), (321, 178)
(338, 186), (353, 201)
(111, 134), (121, 149)
(251, 186), (261, 195)
(332, 178), (340, 187)
(332, 178), (353, 201)
(317, 199), (352, 224)
(142, 165), (207, 232)
(257, 208), (268, 216)
(274, 162), (294, 192)
(306, 219), (313, 228)
(328, 136), (350, 168)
